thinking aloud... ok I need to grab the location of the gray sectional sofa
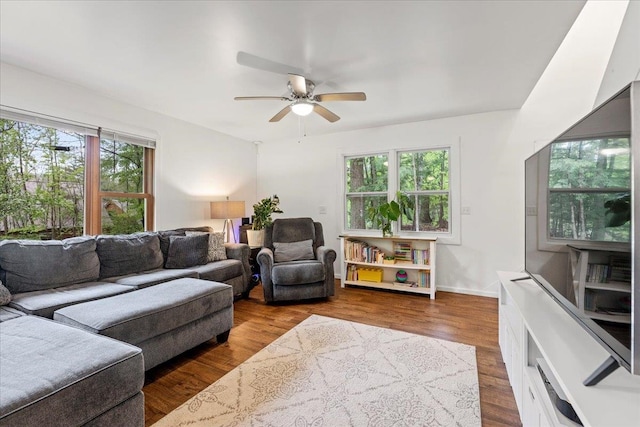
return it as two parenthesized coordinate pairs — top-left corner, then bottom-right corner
(0, 227), (251, 426)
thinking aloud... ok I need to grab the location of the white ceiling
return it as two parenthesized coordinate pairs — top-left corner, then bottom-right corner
(0, 1), (586, 143)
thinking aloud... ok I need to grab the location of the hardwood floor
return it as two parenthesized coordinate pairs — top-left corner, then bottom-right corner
(143, 281), (521, 426)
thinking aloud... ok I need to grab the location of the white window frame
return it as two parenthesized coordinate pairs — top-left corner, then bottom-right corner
(341, 141), (460, 245)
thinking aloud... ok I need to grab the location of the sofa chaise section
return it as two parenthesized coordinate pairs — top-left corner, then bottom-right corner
(54, 278), (234, 370)
(0, 316), (144, 427)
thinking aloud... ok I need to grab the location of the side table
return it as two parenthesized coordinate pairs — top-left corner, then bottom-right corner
(248, 246), (261, 289)
(240, 225), (261, 292)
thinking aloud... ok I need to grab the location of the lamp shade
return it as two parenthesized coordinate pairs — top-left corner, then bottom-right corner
(210, 200), (245, 219)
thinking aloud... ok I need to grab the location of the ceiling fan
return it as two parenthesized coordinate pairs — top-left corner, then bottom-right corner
(234, 73), (366, 123)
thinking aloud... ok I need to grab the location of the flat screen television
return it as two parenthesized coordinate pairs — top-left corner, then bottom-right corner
(524, 81), (638, 386)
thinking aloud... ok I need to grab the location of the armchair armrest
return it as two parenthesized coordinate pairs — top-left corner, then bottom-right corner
(316, 246), (337, 264)
(257, 247), (275, 301)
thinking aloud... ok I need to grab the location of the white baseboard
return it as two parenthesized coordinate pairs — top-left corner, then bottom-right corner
(436, 285), (498, 298)
(335, 274), (499, 298)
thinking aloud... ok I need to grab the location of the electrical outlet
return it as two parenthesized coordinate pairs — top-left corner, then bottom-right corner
(461, 206), (471, 215)
(526, 206), (537, 216)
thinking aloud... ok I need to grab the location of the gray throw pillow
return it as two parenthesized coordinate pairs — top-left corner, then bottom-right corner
(165, 234), (209, 269)
(0, 281), (11, 306)
(273, 239), (315, 263)
(158, 230), (185, 261)
(185, 231), (227, 262)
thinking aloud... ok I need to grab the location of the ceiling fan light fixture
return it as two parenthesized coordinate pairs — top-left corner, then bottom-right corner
(291, 101), (314, 117)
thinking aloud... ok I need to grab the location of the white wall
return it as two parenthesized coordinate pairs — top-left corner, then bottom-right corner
(2, 1), (636, 297)
(595, 0), (640, 106)
(256, 0), (638, 297)
(257, 111), (520, 297)
(0, 62), (257, 233)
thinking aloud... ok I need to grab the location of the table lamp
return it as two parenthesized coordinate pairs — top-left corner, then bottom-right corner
(210, 198), (245, 243)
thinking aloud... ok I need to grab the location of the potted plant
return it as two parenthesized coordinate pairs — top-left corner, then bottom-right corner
(604, 192), (630, 227)
(383, 255), (396, 265)
(246, 195), (283, 247)
(368, 191), (414, 237)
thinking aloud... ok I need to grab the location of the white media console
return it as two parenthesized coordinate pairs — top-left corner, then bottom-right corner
(497, 271), (640, 426)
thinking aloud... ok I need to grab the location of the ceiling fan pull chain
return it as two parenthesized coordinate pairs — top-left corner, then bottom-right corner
(297, 116), (307, 143)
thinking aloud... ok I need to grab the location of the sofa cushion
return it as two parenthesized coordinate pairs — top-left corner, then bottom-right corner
(0, 316), (143, 427)
(271, 260), (325, 285)
(8, 281), (135, 319)
(273, 239), (314, 262)
(103, 268), (199, 289)
(186, 231), (227, 262)
(187, 259), (244, 283)
(0, 236), (100, 293)
(165, 234), (209, 269)
(53, 278), (233, 346)
(0, 306), (24, 322)
(0, 281), (11, 305)
(96, 232), (163, 278)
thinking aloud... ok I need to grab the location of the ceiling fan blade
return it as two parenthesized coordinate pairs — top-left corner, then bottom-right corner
(269, 106), (292, 122)
(234, 96), (289, 101)
(315, 92), (367, 102)
(313, 104), (340, 123)
(236, 51), (305, 75)
(289, 74), (307, 97)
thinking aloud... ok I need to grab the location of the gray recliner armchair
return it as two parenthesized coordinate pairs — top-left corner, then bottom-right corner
(257, 217), (336, 303)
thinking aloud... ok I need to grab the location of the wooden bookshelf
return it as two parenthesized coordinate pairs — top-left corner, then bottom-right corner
(340, 235), (437, 299)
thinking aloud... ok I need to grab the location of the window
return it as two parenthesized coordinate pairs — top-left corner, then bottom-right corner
(93, 132), (154, 234)
(547, 137), (630, 242)
(0, 110), (154, 239)
(398, 149), (450, 232)
(344, 146), (456, 239)
(345, 154), (388, 230)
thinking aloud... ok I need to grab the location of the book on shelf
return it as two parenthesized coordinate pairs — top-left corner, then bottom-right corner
(586, 263), (609, 283)
(418, 270), (430, 288)
(411, 248), (429, 265)
(393, 241), (412, 263)
(609, 254), (631, 282)
(344, 239), (387, 264)
(346, 264), (359, 281)
(394, 281), (418, 287)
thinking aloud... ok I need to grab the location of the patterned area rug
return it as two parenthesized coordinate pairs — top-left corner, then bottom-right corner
(154, 315), (481, 426)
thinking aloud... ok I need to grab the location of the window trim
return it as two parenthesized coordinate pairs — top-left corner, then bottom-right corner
(341, 141), (460, 245)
